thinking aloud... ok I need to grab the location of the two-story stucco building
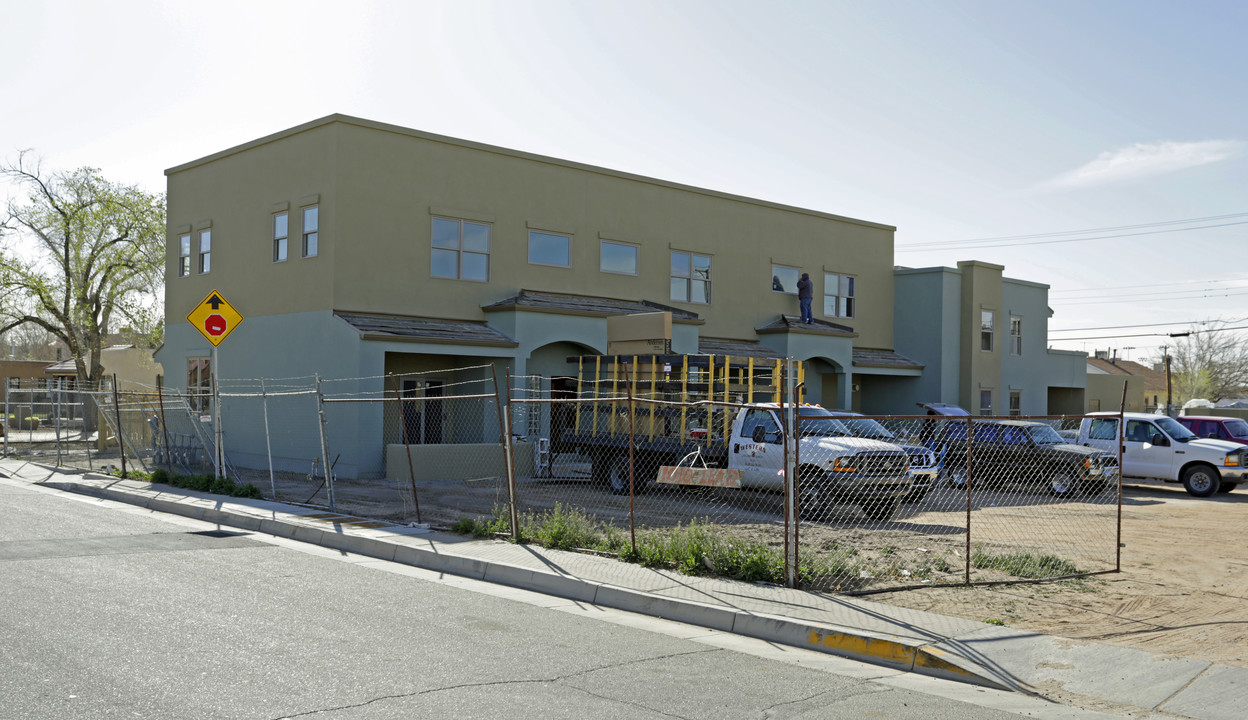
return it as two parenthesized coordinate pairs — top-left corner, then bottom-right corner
(158, 115), (933, 479)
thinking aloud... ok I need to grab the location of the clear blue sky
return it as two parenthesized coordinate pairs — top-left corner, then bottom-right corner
(3, 0), (1245, 362)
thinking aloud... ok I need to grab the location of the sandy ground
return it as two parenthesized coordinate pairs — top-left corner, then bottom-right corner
(870, 480), (1248, 669)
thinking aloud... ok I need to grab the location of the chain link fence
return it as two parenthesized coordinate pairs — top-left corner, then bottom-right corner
(3, 365), (1122, 594)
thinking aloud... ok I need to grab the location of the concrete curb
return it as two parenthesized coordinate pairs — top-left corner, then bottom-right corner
(30, 474), (1012, 690)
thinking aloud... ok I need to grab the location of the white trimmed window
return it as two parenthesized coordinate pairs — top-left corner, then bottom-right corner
(198, 230), (211, 274)
(981, 310), (995, 352)
(670, 251), (711, 304)
(1010, 315), (1022, 355)
(600, 241), (638, 275)
(302, 205), (318, 258)
(178, 234), (191, 277)
(771, 265), (800, 294)
(273, 212), (288, 262)
(824, 273), (855, 318)
(431, 217), (490, 281)
(528, 230), (571, 267)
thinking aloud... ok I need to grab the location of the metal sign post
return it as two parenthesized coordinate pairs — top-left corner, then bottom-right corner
(187, 290), (244, 480)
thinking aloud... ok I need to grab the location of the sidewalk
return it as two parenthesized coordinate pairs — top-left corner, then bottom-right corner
(4, 458), (1243, 719)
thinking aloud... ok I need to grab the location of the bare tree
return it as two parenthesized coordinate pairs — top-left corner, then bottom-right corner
(0, 152), (165, 389)
(1169, 322), (1248, 404)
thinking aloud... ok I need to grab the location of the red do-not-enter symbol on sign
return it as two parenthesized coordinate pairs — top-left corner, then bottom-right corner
(204, 314), (227, 336)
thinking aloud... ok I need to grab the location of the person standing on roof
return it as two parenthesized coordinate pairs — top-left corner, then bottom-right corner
(797, 272), (813, 324)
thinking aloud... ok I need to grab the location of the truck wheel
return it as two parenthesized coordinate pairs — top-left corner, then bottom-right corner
(1182, 465), (1220, 498)
(607, 455), (632, 496)
(944, 466), (969, 489)
(1048, 470), (1076, 498)
(860, 497), (900, 522)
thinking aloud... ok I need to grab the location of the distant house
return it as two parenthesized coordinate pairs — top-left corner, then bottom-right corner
(44, 344), (164, 391)
(1085, 354), (1168, 412)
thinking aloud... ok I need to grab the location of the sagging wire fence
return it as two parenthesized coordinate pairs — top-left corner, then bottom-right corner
(1, 362), (1123, 594)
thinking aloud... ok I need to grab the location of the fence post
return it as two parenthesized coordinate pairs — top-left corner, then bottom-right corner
(54, 381), (62, 467)
(112, 374), (127, 478)
(388, 373), (421, 524)
(261, 378), (277, 501)
(964, 414), (973, 585)
(157, 376), (172, 473)
(624, 361), (637, 552)
(783, 360), (798, 589)
(494, 365), (520, 540)
(3, 378), (8, 457)
(314, 375), (336, 513)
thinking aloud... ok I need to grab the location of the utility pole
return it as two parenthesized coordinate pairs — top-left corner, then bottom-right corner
(1161, 344), (1173, 416)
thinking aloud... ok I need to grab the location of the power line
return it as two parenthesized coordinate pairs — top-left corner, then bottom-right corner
(1052, 324), (1248, 342)
(1049, 277), (1248, 294)
(937, 212), (1248, 244)
(897, 220), (1248, 251)
(1052, 285), (1248, 302)
(1050, 318), (1248, 333)
(1051, 289), (1248, 306)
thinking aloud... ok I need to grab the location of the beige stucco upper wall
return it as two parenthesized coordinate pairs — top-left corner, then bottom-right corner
(166, 115), (896, 348)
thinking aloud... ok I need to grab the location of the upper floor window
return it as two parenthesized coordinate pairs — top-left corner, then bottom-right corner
(771, 265), (800, 294)
(600, 241), (638, 275)
(528, 230), (571, 267)
(178, 234), (191, 277)
(670, 251), (711, 304)
(1009, 315), (1022, 355)
(273, 212), (288, 262)
(198, 230), (211, 274)
(981, 310), (995, 352)
(302, 205), (319, 258)
(431, 217), (490, 281)
(824, 273), (855, 318)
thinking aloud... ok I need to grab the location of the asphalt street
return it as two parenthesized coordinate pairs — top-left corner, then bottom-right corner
(0, 477), (1132, 719)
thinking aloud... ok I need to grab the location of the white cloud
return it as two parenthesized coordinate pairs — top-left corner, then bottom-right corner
(1045, 140), (1245, 188)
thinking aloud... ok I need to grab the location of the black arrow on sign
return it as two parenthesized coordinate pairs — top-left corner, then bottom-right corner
(206, 293), (224, 310)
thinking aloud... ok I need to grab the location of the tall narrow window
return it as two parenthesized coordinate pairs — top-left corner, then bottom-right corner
(273, 212), (288, 262)
(979, 389), (993, 416)
(187, 356), (212, 414)
(198, 230), (211, 274)
(431, 217), (490, 281)
(1009, 390), (1021, 416)
(528, 230), (571, 267)
(1009, 315), (1022, 355)
(824, 273), (856, 318)
(981, 310), (995, 352)
(302, 205), (319, 258)
(670, 251), (711, 304)
(178, 234), (191, 277)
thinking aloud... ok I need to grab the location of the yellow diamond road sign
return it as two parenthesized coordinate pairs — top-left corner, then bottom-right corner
(188, 290), (243, 346)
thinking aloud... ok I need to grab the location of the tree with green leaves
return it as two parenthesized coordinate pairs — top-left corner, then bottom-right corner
(0, 152), (165, 389)
(1169, 321), (1248, 405)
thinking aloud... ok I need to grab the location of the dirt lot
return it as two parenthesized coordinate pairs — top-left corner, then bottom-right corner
(872, 481), (1248, 670)
(245, 463), (1248, 671)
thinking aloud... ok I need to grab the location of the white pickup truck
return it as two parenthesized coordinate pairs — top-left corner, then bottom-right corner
(582, 403), (914, 520)
(1076, 411), (1248, 497)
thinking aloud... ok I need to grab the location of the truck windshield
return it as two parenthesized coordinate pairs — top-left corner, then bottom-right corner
(1226, 419), (1248, 439)
(1025, 424), (1066, 445)
(837, 417), (895, 439)
(795, 408), (852, 437)
(1157, 417), (1198, 442)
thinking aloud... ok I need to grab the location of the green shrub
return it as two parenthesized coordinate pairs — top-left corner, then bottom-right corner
(150, 468), (170, 483)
